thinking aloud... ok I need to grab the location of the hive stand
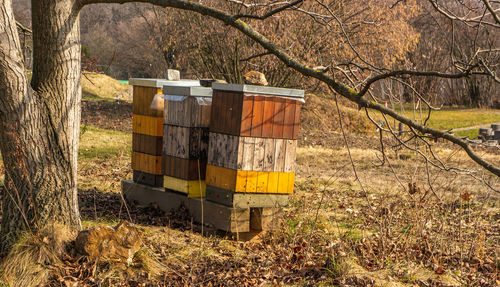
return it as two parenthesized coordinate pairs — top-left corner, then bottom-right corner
(122, 180), (280, 235)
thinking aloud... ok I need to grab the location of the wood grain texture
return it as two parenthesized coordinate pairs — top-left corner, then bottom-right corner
(206, 185), (289, 208)
(162, 155), (207, 180)
(163, 125), (209, 160)
(250, 96), (264, 137)
(209, 91), (302, 139)
(163, 176), (206, 197)
(133, 115), (163, 137)
(133, 86), (163, 117)
(164, 96), (212, 127)
(250, 207), (282, 231)
(132, 133), (162, 155)
(207, 133), (297, 172)
(133, 170), (163, 187)
(132, 152), (162, 175)
(206, 165), (295, 194)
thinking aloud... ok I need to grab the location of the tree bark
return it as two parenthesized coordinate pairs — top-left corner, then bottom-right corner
(0, 0), (81, 251)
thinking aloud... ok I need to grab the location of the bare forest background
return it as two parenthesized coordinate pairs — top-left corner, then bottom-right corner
(12, 0), (500, 108)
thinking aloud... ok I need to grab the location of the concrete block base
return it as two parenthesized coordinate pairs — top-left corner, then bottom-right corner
(122, 180), (282, 237)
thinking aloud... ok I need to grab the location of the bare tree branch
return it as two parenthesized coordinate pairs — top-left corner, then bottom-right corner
(79, 0), (500, 177)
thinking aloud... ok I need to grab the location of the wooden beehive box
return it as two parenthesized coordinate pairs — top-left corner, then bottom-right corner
(206, 83), (304, 206)
(209, 83), (304, 139)
(130, 78), (199, 187)
(162, 86), (212, 197)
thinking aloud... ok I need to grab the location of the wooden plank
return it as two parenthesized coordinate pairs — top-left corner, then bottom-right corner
(263, 138), (275, 171)
(284, 140), (297, 173)
(240, 94), (254, 136)
(250, 208), (282, 231)
(283, 99), (296, 139)
(274, 138), (286, 171)
(209, 91), (220, 133)
(293, 101), (303, 139)
(262, 98), (275, 138)
(272, 97), (285, 138)
(133, 115), (163, 137)
(267, 172), (280, 194)
(163, 176), (206, 197)
(162, 155), (207, 180)
(132, 133), (162, 155)
(206, 185), (289, 208)
(132, 152), (162, 175)
(205, 165), (293, 194)
(206, 164), (237, 191)
(241, 137), (255, 170)
(188, 198), (250, 233)
(133, 170), (163, 187)
(250, 96), (264, 137)
(245, 171), (258, 193)
(253, 137), (265, 171)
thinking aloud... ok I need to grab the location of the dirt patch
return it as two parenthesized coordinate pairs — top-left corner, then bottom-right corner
(81, 99), (132, 132)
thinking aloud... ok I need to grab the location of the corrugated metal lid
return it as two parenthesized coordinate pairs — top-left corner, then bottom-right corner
(129, 78), (200, 88)
(163, 85), (212, 97)
(211, 83), (304, 98)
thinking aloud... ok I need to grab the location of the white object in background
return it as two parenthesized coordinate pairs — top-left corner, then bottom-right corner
(150, 93), (165, 111)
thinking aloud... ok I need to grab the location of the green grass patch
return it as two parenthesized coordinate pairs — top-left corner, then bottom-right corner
(454, 129), (479, 139)
(79, 125), (131, 160)
(369, 108), (500, 131)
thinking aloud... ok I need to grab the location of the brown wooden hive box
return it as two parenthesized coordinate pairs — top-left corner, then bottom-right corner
(130, 79), (200, 187)
(209, 83), (305, 139)
(162, 85), (212, 197)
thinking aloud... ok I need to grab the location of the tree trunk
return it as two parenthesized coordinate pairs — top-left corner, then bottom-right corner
(0, 0), (81, 251)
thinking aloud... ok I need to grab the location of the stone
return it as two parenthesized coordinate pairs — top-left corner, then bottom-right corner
(243, 71), (268, 86)
(200, 79), (226, 87)
(166, 69), (180, 81)
(75, 221), (143, 265)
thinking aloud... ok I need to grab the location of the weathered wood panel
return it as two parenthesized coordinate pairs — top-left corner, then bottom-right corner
(163, 176), (206, 197)
(132, 133), (162, 155)
(132, 152), (162, 175)
(207, 133), (297, 172)
(250, 207), (282, 231)
(132, 115), (163, 137)
(133, 170), (163, 187)
(163, 125), (209, 160)
(205, 165), (294, 194)
(162, 155), (207, 180)
(206, 185), (289, 208)
(164, 97), (212, 128)
(132, 86), (163, 117)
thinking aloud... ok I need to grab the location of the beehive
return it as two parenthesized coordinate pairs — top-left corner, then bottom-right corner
(162, 86), (212, 197)
(206, 83), (304, 207)
(130, 78), (199, 187)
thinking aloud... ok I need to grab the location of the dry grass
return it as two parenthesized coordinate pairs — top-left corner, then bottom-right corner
(82, 73), (130, 101)
(0, 223), (74, 287)
(68, 124), (499, 285)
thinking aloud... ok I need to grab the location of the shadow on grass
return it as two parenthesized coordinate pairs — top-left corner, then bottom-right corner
(78, 188), (191, 230)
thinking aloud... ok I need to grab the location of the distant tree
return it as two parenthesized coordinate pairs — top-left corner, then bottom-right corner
(0, 0), (498, 253)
